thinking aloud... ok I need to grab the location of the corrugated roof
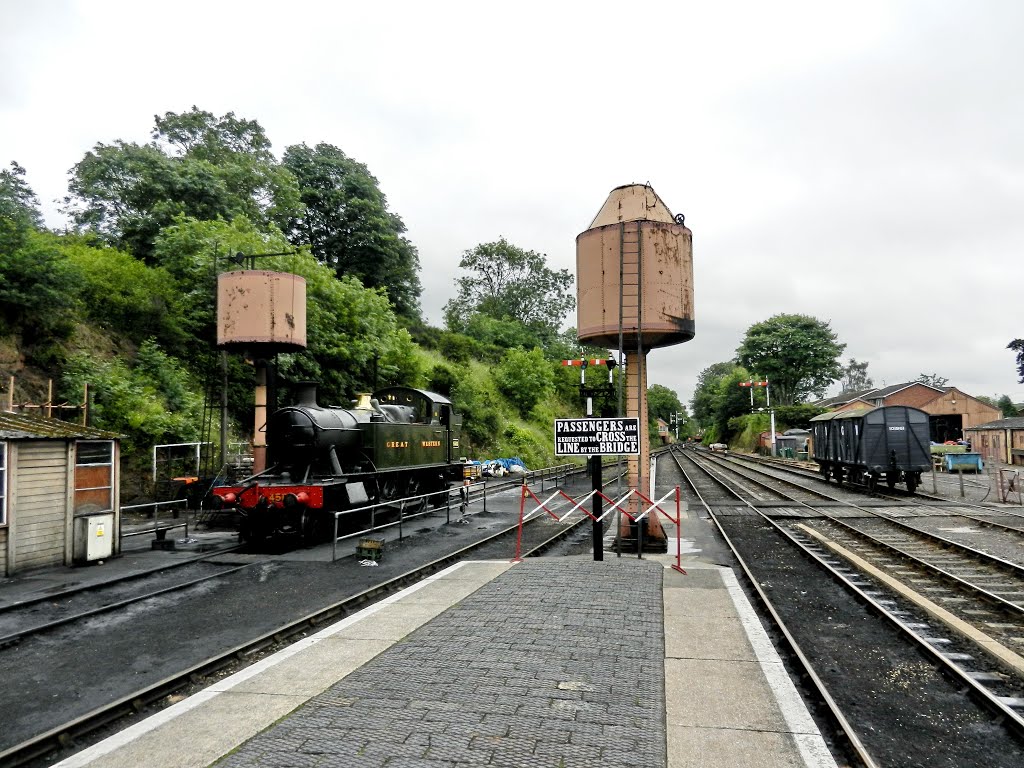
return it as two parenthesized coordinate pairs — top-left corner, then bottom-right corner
(810, 407), (877, 422)
(816, 387), (880, 408)
(966, 416), (1024, 431)
(0, 411), (121, 440)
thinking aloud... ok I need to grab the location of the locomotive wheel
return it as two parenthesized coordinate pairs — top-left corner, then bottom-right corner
(404, 476), (427, 514)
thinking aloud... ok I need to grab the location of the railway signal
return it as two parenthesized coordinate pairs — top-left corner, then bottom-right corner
(739, 378), (776, 455)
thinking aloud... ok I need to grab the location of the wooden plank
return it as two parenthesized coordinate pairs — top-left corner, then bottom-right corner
(15, 497), (65, 512)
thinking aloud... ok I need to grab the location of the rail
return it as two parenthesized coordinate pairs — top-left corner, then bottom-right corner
(119, 499), (189, 545)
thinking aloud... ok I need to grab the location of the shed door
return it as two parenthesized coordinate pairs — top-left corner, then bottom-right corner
(14, 442), (69, 571)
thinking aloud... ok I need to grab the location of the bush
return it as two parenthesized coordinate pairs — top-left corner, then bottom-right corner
(494, 348), (554, 417)
(451, 373), (502, 451)
(438, 332), (478, 364)
(428, 364), (457, 397)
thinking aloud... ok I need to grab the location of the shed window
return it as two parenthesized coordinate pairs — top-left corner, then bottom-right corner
(75, 440), (113, 515)
(0, 442), (6, 526)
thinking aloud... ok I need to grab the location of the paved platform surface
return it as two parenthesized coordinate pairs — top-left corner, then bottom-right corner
(50, 537), (838, 768)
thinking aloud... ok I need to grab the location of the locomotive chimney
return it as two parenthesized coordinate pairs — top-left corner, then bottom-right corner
(296, 382), (318, 408)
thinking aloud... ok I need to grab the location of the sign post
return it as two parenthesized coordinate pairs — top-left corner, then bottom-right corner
(555, 416), (641, 561)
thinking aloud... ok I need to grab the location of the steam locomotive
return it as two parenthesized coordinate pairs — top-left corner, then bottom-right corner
(207, 383), (464, 542)
(810, 405), (931, 493)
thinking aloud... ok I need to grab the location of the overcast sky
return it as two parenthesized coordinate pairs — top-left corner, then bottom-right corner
(3, 1), (1023, 407)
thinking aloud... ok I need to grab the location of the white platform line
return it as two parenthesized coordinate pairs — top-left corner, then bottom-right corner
(51, 561), (472, 768)
(720, 569), (838, 768)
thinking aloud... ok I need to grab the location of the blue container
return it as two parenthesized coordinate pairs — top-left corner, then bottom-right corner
(944, 453), (983, 473)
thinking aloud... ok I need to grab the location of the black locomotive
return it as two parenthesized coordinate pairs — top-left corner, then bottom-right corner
(208, 383), (463, 542)
(810, 405), (931, 493)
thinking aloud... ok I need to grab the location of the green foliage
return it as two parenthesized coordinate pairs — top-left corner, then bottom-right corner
(1, 161), (43, 249)
(451, 370), (503, 449)
(1007, 340), (1024, 384)
(736, 314), (845, 405)
(916, 372), (949, 388)
(438, 331), (485, 364)
(498, 422), (549, 470)
(0, 229), (79, 340)
(714, 367), (756, 443)
(647, 384), (683, 422)
(690, 361), (739, 429)
(427, 364), (458, 397)
(60, 235), (183, 346)
(443, 238), (574, 342)
(772, 404), (825, 430)
(1, 164), (74, 340)
(282, 143), (421, 319)
(997, 394), (1019, 417)
(840, 358), (873, 392)
(727, 412), (771, 452)
(60, 339), (205, 469)
(64, 108), (301, 261)
(463, 313), (542, 352)
(494, 348), (555, 417)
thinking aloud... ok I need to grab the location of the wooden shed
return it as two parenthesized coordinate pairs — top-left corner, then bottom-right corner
(0, 412), (121, 576)
(964, 416), (1024, 467)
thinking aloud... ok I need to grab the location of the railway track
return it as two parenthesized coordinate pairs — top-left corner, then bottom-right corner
(0, 475), (598, 768)
(665, 446), (1024, 767)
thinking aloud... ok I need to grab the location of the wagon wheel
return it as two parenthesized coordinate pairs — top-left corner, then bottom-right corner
(866, 473), (879, 492)
(906, 474), (919, 494)
(886, 474), (897, 489)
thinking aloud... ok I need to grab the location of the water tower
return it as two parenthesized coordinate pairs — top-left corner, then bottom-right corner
(576, 184), (694, 550)
(217, 269), (307, 473)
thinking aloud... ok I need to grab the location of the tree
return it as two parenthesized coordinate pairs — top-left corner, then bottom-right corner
(713, 368), (758, 443)
(996, 394), (1019, 417)
(0, 165), (78, 339)
(690, 361), (740, 429)
(916, 373), (949, 388)
(735, 314), (845, 405)
(0, 161), (43, 246)
(64, 108), (301, 261)
(282, 143), (421, 319)
(840, 358), (873, 392)
(647, 384), (688, 437)
(1009, 339), (1024, 383)
(443, 239), (574, 343)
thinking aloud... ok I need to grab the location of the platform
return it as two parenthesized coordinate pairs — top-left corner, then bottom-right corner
(51, 545), (837, 767)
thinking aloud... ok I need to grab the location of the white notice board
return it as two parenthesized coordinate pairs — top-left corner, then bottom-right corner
(554, 417), (640, 456)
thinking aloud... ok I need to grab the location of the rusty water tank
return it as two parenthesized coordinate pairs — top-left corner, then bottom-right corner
(217, 270), (307, 350)
(576, 184), (694, 350)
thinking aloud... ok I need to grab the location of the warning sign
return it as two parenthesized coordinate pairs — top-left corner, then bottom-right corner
(554, 418), (641, 456)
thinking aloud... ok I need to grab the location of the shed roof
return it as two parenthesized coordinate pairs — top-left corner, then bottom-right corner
(810, 407), (876, 422)
(965, 416), (1024, 431)
(0, 412), (121, 440)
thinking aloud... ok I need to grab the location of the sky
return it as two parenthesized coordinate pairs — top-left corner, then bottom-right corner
(3, 0), (1023, 408)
